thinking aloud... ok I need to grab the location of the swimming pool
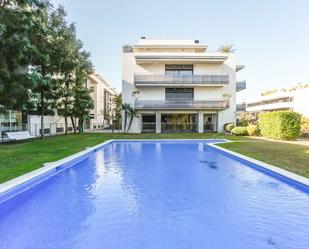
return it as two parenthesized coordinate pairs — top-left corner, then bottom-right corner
(0, 140), (308, 249)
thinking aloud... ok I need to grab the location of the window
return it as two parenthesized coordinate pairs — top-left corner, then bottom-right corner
(165, 88), (194, 100)
(90, 86), (95, 92)
(165, 65), (193, 76)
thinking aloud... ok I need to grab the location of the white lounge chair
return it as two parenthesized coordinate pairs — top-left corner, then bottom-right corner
(6, 131), (35, 141)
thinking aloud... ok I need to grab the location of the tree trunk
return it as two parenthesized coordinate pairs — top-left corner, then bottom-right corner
(79, 118), (84, 133)
(71, 116), (76, 133)
(40, 90), (44, 139)
(127, 115), (133, 133)
(123, 112), (127, 132)
(64, 115), (68, 134)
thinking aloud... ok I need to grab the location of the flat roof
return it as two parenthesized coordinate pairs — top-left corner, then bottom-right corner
(134, 38), (208, 52)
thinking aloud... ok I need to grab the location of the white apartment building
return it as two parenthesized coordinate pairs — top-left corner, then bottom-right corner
(86, 73), (117, 129)
(245, 84), (309, 117)
(122, 37), (245, 133)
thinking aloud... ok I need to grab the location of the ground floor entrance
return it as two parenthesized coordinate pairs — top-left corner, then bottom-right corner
(161, 114), (197, 132)
(141, 114), (156, 133)
(140, 111), (219, 133)
(203, 113), (218, 132)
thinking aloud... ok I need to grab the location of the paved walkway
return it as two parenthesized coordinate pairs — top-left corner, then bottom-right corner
(249, 136), (309, 147)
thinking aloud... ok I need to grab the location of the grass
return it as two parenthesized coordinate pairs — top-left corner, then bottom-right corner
(0, 132), (308, 183)
(218, 141), (309, 178)
(0, 132), (240, 183)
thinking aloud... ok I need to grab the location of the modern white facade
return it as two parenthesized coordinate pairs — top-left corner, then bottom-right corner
(245, 84), (309, 117)
(122, 38), (245, 133)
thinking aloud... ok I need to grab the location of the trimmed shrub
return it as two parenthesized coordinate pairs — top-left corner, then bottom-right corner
(223, 123), (235, 133)
(258, 111), (301, 140)
(247, 124), (259, 136)
(231, 126), (248, 136)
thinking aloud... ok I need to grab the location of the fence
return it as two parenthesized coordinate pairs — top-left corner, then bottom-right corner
(0, 123), (80, 143)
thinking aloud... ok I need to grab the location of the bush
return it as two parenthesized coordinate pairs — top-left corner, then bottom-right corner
(258, 111), (301, 140)
(237, 119), (248, 127)
(223, 123), (235, 133)
(247, 124), (259, 136)
(231, 126), (248, 136)
(301, 117), (309, 137)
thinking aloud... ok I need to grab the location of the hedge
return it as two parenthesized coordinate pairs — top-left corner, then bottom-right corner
(258, 111), (301, 140)
(247, 124), (259, 136)
(231, 126), (248, 136)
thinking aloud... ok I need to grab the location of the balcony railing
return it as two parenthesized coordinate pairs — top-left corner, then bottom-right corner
(236, 81), (246, 91)
(134, 99), (229, 110)
(134, 74), (229, 86)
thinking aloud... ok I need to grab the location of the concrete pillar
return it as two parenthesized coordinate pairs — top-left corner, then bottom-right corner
(198, 111), (204, 133)
(156, 112), (161, 133)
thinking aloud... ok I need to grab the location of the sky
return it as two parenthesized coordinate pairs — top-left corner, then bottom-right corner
(52, 0), (309, 101)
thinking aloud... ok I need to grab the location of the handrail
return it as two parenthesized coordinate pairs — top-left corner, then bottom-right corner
(135, 99), (229, 109)
(134, 74), (229, 85)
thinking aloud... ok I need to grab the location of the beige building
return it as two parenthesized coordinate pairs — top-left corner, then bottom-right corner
(86, 73), (117, 129)
(26, 73), (117, 135)
(245, 84), (309, 117)
(122, 37), (245, 133)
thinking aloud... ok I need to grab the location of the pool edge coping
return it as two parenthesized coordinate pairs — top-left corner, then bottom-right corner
(1, 138), (308, 197)
(207, 142), (309, 187)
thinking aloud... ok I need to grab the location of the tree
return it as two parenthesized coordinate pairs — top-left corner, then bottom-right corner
(127, 107), (139, 132)
(217, 43), (236, 53)
(0, 0), (51, 116)
(112, 93), (122, 132)
(50, 7), (81, 134)
(70, 49), (93, 133)
(121, 103), (131, 132)
(71, 85), (94, 133)
(0, 1), (94, 138)
(27, 4), (56, 139)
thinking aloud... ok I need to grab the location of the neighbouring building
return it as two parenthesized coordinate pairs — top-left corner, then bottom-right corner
(122, 37), (246, 133)
(86, 73), (117, 130)
(26, 73), (117, 136)
(245, 84), (309, 117)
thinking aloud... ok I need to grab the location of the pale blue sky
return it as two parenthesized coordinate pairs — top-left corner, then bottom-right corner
(53, 0), (309, 100)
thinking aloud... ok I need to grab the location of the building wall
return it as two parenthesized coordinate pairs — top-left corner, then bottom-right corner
(122, 41), (239, 133)
(246, 87), (309, 118)
(87, 74), (117, 128)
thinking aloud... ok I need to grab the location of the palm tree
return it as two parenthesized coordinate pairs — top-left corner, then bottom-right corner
(127, 107), (139, 132)
(217, 43), (236, 53)
(121, 103), (131, 132)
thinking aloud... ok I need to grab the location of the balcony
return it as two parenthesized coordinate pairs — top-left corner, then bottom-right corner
(134, 74), (229, 87)
(134, 99), (229, 110)
(236, 81), (246, 91)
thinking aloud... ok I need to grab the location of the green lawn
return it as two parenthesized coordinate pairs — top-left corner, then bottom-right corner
(0, 133), (308, 183)
(218, 141), (309, 178)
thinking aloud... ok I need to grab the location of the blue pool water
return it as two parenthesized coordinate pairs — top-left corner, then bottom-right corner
(0, 140), (309, 249)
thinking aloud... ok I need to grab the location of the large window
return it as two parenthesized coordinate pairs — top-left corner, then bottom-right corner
(165, 88), (194, 100)
(165, 64), (193, 76)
